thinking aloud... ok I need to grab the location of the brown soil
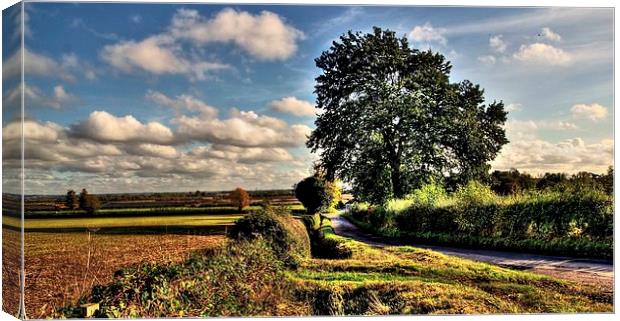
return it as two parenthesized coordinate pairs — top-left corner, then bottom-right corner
(23, 231), (225, 318)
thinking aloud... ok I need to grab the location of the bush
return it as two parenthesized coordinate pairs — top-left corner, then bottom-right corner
(350, 180), (613, 258)
(60, 240), (308, 318)
(228, 208), (310, 267)
(294, 175), (334, 214)
(302, 213), (353, 260)
(313, 236), (353, 259)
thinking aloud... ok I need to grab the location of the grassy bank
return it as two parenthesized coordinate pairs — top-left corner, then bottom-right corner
(58, 211), (612, 317)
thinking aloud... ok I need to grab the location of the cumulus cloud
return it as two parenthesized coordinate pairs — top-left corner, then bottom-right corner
(175, 108), (311, 147)
(491, 137), (612, 175)
(491, 116), (612, 175)
(570, 103), (608, 121)
(489, 35), (507, 53)
(132, 144), (179, 159)
(101, 35), (229, 81)
(146, 90), (218, 118)
(191, 144), (294, 163)
(3, 83), (78, 110)
(169, 8), (304, 60)
(3, 48), (76, 81)
(541, 27), (561, 42)
(408, 23), (447, 45)
(513, 43), (571, 65)
(70, 111), (175, 144)
(269, 96), (317, 116)
(101, 7), (303, 80)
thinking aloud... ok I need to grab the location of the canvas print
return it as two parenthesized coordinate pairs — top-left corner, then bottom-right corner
(1, 1), (614, 319)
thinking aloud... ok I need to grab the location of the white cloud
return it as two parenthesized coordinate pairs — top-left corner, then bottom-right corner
(408, 23), (447, 45)
(3, 48), (75, 81)
(570, 103), (608, 121)
(101, 35), (230, 81)
(269, 96), (317, 116)
(477, 55), (496, 65)
(505, 119), (578, 132)
(71, 110), (174, 144)
(489, 35), (507, 53)
(492, 136), (612, 175)
(191, 144), (294, 163)
(541, 27), (562, 42)
(3, 83), (77, 109)
(513, 43), (571, 65)
(146, 90), (218, 118)
(175, 108), (311, 147)
(505, 103), (522, 112)
(492, 117), (611, 175)
(169, 8), (304, 60)
(133, 144), (179, 159)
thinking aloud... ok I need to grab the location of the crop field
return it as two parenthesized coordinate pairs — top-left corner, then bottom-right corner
(21, 230), (226, 318)
(4, 214), (243, 231)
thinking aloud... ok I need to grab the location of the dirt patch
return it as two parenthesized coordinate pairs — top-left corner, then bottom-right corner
(2, 228), (21, 317)
(24, 231), (225, 318)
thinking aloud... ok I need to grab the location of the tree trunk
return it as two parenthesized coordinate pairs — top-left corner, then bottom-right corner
(391, 161), (403, 198)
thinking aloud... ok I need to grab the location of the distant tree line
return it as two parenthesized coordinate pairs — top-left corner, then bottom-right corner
(490, 166), (613, 195)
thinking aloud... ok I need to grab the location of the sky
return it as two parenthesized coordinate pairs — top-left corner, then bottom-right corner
(1, 3), (614, 194)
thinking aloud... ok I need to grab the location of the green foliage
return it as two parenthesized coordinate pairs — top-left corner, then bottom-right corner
(308, 27), (508, 204)
(294, 175), (334, 214)
(350, 180), (613, 258)
(79, 189), (101, 214)
(303, 214), (353, 260)
(228, 208), (311, 267)
(57, 240), (307, 318)
(65, 190), (78, 210)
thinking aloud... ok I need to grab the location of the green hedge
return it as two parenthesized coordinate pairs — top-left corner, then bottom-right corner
(349, 181), (613, 259)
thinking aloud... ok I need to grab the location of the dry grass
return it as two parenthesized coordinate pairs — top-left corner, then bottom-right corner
(23, 231), (225, 318)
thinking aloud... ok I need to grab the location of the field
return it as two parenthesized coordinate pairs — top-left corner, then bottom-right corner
(3, 190), (613, 318)
(4, 214), (243, 231)
(22, 230), (226, 318)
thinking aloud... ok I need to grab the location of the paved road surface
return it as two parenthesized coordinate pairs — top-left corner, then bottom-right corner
(330, 215), (613, 290)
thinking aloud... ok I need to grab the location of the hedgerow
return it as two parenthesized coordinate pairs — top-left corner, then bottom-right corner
(349, 181), (613, 258)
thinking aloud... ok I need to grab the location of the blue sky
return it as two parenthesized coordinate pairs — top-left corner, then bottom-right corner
(2, 3), (614, 194)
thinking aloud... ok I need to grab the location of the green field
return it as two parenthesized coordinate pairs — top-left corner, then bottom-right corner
(3, 214), (243, 230)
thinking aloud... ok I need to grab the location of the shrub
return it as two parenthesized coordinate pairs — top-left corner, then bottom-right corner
(228, 208), (310, 267)
(294, 175), (334, 214)
(351, 179), (613, 258)
(313, 236), (353, 259)
(62, 240), (308, 318)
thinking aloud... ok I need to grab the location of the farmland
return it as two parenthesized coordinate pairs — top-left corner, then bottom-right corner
(2, 190), (310, 317)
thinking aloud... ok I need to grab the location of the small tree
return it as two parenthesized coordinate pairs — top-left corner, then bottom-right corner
(65, 190), (78, 210)
(294, 175), (333, 214)
(230, 187), (250, 212)
(79, 189), (101, 214)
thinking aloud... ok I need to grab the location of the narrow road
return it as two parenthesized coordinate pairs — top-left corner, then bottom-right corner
(330, 215), (614, 290)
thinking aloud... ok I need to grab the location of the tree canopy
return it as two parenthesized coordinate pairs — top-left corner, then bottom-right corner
(307, 27), (509, 204)
(229, 187), (251, 212)
(294, 175), (334, 214)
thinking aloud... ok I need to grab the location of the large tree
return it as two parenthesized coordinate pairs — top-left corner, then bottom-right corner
(307, 27), (508, 204)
